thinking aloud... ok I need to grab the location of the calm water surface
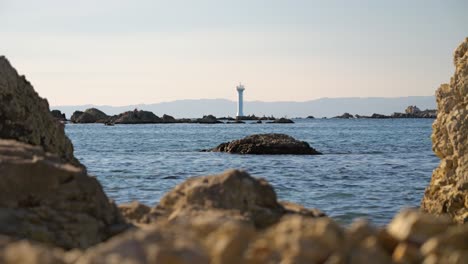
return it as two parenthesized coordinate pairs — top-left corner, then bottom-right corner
(65, 119), (438, 225)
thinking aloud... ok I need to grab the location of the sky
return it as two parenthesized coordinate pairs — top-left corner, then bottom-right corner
(0, 0), (467, 106)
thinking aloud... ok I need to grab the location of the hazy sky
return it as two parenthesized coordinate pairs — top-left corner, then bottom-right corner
(1, 0), (467, 106)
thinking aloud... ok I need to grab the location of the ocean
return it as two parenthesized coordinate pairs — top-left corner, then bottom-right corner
(65, 118), (438, 225)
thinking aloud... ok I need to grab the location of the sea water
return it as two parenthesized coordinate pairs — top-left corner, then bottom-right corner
(65, 119), (438, 225)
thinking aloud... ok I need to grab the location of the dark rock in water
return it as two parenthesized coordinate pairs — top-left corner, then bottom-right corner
(196, 115), (222, 124)
(0, 56), (80, 167)
(177, 118), (193, 123)
(391, 108), (436, 118)
(370, 113), (390, 119)
(307, 115), (315, 119)
(267, 118), (294, 124)
(210, 133), (321, 155)
(110, 109), (162, 124)
(334, 113), (354, 119)
(50, 110), (66, 122)
(256, 120), (262, 124)
(71, 108), (109, 123)
(227, 120), (245, 124)
(162, 114), (177, 123)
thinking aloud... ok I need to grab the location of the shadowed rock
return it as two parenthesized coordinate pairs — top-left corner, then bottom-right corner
(71, 108), (109, 123)
(110, 109), (162, 124)
(421, 37), (468, 224)
(210, 133), (321, 155)
(0, 56), (80, 166)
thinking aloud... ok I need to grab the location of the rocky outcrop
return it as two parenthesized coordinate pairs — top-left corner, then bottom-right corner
(161, 114), (177, 123)
(266, 117), (294, 123)
(152, 170), (324, 228)
(70, 108), (109, 124)
(0, 139), (127, 249)
(0, 56), (80, 166)
(50, 110), (67, 122)
(209, 134), (321, 155)
(196, 115), (222, 124)
(110, 109), (162, 124)
(421, 38), (468, 224)
(335, 112), (354, 119)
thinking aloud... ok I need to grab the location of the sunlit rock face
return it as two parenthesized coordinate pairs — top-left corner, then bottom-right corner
(421, 38), (468, 224)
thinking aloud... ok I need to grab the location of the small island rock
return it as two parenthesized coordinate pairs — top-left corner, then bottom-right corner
(210, 133), (321, 155)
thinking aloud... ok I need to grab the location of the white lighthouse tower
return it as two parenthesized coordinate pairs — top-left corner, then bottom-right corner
(236, 83), (245, 117)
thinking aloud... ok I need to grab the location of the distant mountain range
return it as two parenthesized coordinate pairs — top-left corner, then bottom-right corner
(53, 96), (436, 119)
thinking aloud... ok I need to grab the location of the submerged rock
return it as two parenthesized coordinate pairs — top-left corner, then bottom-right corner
(210, 133), (321, 155)
(71, 108), (109, 124)
(421, 37), (468, 224)
(0, 56), (80, 166)
(0, 139), (127, 249)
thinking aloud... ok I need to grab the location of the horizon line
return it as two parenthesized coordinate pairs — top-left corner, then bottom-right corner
(51, 95), (435, 108)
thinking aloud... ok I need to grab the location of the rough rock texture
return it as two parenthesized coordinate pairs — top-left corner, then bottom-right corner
(118, 201), (151, 225)
(50, 110), (67, 122)
(0, 56), (80, 166)
(70, 108), (109, 124)
(196, 115), (222, 124)
(0, 139), (127, 249)
(335, 112), (354, 119)
(210, 133), (321, 155)
(110, 109), (162, 124)
(421, 38), (468, 224)
(152, 170), (324, 228)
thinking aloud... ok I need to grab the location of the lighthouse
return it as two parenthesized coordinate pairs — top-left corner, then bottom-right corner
(236, 83), (245, 117)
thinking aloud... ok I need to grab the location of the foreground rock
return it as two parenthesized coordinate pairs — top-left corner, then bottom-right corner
(0, 56), (80, 166)
(209, 133), (321, 155)
(421, 37), (468, 224)
(71, 108), (109, 123)
(0, 139), (127, 249)
(152, 170), (325, 228)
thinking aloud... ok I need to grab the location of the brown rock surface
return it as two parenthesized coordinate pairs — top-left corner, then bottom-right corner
(210, 133), (322, 155)
(0, 56), (80, 166)
(0, 139), (127, 249)
(421, 38), (468, 224)
(152, 170), (325, 229)
(70, 108), (109, 124)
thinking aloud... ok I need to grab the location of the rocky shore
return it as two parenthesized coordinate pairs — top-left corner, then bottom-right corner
(334, 106), (437, 119)
(0, 38), (466, 263)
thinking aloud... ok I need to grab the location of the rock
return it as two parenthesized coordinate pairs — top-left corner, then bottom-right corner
(370, 113), (390, 119)
(244, 216), (345, 263)
(227, 120), (245, 124)
(162, 114), (177, 123)
(75, 221), (210, 264)
(118, 201), (151, 225)
(266, 117), (294, 123)
(406, 105), (421, 114)
(307, 115), (315, 119)
(392, 243), (423, 264)
(70, 108), (109, 124)
(110, 109), (162, 124)
(421, 37), (468, 223)
(196, 115), (222, 124)
(50, 110), (67, 122)
(0, 239), (67, 264)
(210, 133), (322, 155)
(421, 224), (468, 261)
(334, 112), (354, 119)
(256, 120), (262, 124)
(0, 56), (80, 166)
(348, 237), (393, 264)
(0, 139), (127, 249)
(152, 170), (324, 229)
(279, 201), (326, 218)
(387, 209), (453, 245)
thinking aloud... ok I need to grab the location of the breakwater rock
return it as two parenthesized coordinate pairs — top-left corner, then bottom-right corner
(209, 133), (322, 155)
(421, 37), (468, 224)
(0, 56), (80, 167)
